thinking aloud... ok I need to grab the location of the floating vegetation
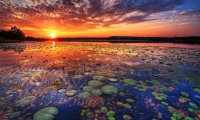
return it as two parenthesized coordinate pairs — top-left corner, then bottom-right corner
(101, 85), (119, 94)
(88, 80), (103, 88)
(65, 90), (77, 97)
(82, 86), (93, 92)
(15, 96), (36, 107)
(0, 42), (199, 120)
(78, 92), (91, 99)
(33, 107), (58, 120)
(108, 78), (119, 82)
(121, 79), (137, 86)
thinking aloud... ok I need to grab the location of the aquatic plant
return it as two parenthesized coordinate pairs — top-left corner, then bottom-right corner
(65, 90), (77, 97)
(121, 79), (137, 86)
(33, 107), (58, 120)
(188, 107), (194, 113)
(10, 111), (21, 118)
(193, 88), (200, 93)
(57, 89), (66, 94)
(123, 114), (132, 120)
(179, 97), (188, 103)
(171, 113), (182, 119)
(189, 102), (198, 109)
(100, 107), (108, 113)
(74, 75), (84, 79)
(116, 102), (124, 106)
(91, 89), (102, 96)
(78, 92), (91, 99)
(126, 98), (134, 103)
(108, 117), (115, 120)
(106, 111), (115, 117)
(123, 103), (132, 109)
(185, 116), (194, 120)
(82, 86), (93, 92)
(16, 96), (36, 107)
(101, 85), (119, 94)
(129, 69), (135, 75)
(88, 80), (103, 88)
(152, 92), (167, 101)
(93, 75), (105, 81)
(119, 92), (125, 96)
(161, 101), (168, 106)
(181, 92), (189, 97)
(108, 78), (118, 82)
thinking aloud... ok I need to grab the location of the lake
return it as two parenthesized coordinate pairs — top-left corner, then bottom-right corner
(0, 41), (200, 120)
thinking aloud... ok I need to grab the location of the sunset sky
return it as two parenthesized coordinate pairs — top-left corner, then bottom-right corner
(0, 0), (200, 38)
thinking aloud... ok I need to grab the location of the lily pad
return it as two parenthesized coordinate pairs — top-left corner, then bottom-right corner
(126, 98), (134, 103)
(91, 89), (102, 96)
(65, 90), (77, 97)
(121, 79), (137, 86)
(181, 92), (189, 97)
(123, 114), (132, 120)
(101, 85), (119, 94)
(33, 107), (58, 120)
(92, 75), (105, 81)
(78, 92), (91, 99)
(106, 111), (115, 117)
(88, 80), (103, 88)
(108, 78), (118, 82)
(58, 89), (66, 94)
(189, 102), (198, 109)
(101, 107), (108, 113)
(82, 86), (93, 92)
(108, 117), (115, 120)
(123, 103), (132, 109)
(16, 96), (36, 107)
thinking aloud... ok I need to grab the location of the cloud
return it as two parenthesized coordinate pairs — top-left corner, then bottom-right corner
(0, 0), (199, 31)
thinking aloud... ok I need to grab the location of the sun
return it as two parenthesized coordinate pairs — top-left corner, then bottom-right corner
(50, 32), (56, 39)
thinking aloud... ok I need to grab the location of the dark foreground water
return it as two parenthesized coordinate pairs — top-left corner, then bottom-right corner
(0, 42), (200, 120)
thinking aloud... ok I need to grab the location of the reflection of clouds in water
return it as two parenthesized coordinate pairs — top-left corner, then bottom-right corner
(0, 42), (199, 120)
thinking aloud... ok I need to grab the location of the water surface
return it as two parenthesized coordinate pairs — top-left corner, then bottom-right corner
(0, 42), (200, 120)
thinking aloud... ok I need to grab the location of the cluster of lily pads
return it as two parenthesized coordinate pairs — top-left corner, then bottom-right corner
(78, 75), (119, 99)
(0, 42), (200, 120)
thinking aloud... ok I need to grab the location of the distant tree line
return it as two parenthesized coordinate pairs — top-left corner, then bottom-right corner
(0, 26), (25, 40)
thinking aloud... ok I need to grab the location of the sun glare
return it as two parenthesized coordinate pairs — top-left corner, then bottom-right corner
(50, 32), (56, 39)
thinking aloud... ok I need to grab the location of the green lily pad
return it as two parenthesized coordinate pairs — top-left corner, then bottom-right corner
(65, 90), (77, 97)
(123, 103), (132, 109)
(101, 85), (119, 94)
(108, 117), (115, 120)
(108, 78), (118, 82)
(88, 80), (103, 88)
(106, 111), (115, 117)
(82, 86), (93, 92)
(181, 92), (189, 97)
(123, 114), (132, 120)
(92, 76), (105, 81)
(33, 107), (58, 120)
(121, 79), (137, 86)
(78, 92), (91, 99)
(91, 89), (102, 96)
(16, 96), (36, 107)
(126, 98), (134, 103)
(189, 102), (198, 109)
(58, 89), (66, 94)
(101, 107), (108, 113)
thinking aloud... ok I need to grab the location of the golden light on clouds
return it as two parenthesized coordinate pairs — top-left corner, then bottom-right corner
(0, 0), (199, 38)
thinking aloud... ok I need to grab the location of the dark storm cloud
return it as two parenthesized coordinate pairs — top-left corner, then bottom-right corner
(0, 0), (199, 29)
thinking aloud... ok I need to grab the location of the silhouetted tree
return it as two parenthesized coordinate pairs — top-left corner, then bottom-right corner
(0, 26), (25, 40)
